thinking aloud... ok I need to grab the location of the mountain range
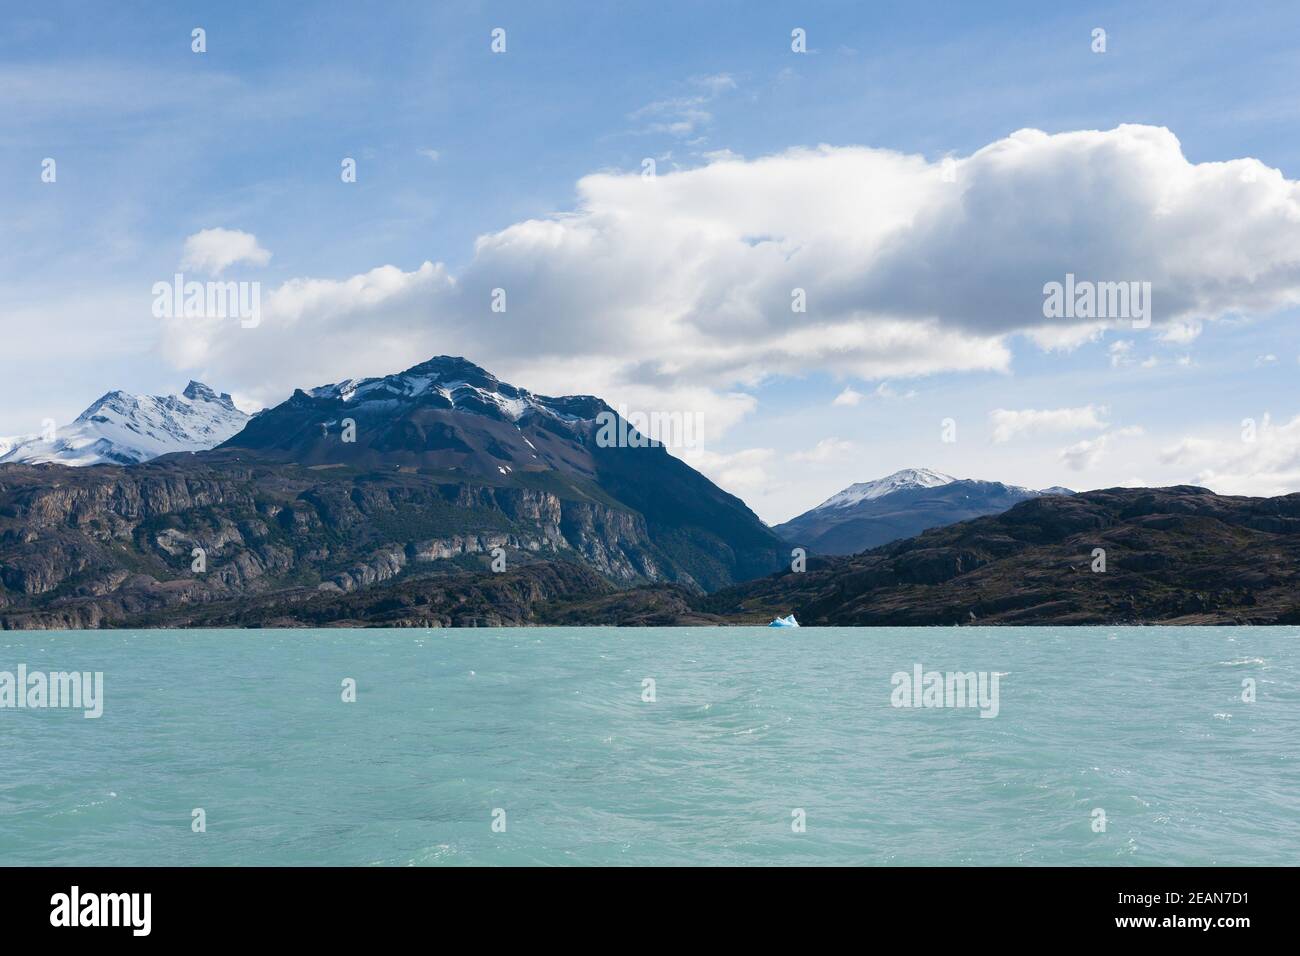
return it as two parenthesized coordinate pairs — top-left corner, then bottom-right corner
(5, 356), (1299, 628)
(773, 467), (1073, 555)
(701, 485), (1300, 625)
(0, 357), (785, 628)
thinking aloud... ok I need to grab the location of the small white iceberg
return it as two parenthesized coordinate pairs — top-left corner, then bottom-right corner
(768, 614), (800, 628)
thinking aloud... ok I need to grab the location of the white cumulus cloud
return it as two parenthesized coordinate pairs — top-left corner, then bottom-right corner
(676, 446), (774, 493)
(159, 125), (1300, 458)
(1160, 413), (1300, 495)
(180, 228), (271, 276)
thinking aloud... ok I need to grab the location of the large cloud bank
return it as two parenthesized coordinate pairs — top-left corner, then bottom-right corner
(161, 124), (1300, 430)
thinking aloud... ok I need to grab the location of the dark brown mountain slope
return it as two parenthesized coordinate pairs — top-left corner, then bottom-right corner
(0, 357), (787, 629)
(699, 486), (1300, 625)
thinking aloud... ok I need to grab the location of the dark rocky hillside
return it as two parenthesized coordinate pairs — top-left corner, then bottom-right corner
(11, 482), (1300, 628)
(10, 358), (1300, 632)
(0, 357), (785, 629)
(701, 486), (1300, 625)
(0, 451), (781, 628)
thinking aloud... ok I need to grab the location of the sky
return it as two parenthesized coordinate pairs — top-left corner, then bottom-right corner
(4, 0), (1300, 524)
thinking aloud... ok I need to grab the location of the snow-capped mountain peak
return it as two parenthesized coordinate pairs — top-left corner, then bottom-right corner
(301, 356), (608, 425)
(0, 382), (248, 467)
(222, 356), (633, 476)
(775, 470), (1076, 555)
(180, 380), (237, 409)
(813, 467), (956, 510)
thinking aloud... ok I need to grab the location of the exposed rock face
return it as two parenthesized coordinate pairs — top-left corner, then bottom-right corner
(0, 448), (778, 628)
(223, 355), (784, 587)
(159, 562), (646, 629)
(15, 483), (1300, 628)
(0, 355), (787, 629)
(702, 486), (1300, 626)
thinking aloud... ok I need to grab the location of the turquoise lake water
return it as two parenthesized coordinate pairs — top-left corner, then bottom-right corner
(1, 626), (1296, 866)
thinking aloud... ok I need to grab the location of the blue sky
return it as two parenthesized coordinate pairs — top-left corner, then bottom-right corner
(5, 1), (1300, 522)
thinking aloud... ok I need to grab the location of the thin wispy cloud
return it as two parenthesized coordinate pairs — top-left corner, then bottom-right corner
(990, 406), (1110, 443)
(628, 73), (737, 137)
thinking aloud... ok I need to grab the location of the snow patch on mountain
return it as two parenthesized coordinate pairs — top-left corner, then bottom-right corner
(304, 357), (606, 425)
(813, 468), (956, 510)
(0, 381), (249, 466)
